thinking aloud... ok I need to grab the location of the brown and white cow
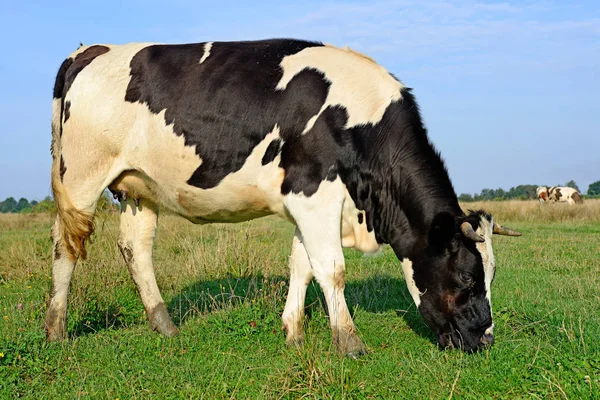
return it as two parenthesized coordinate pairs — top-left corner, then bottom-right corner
(47, 39), (521, 355)
(537, 186), (583, 205)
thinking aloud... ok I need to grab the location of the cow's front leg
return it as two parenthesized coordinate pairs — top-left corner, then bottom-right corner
(282, 228), (313, 344)
(118, 198), (179, 336)
(284, 179), (366, 358)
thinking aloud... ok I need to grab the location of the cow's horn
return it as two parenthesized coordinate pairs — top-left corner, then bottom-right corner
(460, 222), (485, 242)
(493, 224), (522, 236)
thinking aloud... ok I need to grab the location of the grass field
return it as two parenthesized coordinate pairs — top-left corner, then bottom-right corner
(1, 200), (599, 399)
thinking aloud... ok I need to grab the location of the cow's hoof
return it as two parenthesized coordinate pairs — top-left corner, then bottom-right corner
(285, 337), (304, 348)
(346, 349), (364, 360)
(334, 329), (367, 358)
(149, 303), (180, 337)
(282, 319), (306, 348)
(45, 308), (67, 341)
(46, 327), (68, 342)
(344, 337), (367, 359)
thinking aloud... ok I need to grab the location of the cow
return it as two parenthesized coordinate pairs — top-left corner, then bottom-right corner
(537, 186), (583, 205)
(47, 39), (521, 355)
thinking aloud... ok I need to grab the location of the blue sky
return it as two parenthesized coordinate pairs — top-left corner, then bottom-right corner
(1, 0), (599, 200)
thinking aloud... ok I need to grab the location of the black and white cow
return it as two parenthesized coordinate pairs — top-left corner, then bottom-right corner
(47, 39), (520, 355)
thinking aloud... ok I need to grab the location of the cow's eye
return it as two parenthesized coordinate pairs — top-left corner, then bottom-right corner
(459, 272), (473, 285)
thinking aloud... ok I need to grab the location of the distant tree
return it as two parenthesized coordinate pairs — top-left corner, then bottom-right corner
(32, 196), (56, 213)
(507, 184), (538, 200)
(458, 193), (474, 202)
(16, 198), (30, 212)
(565, 180), (580, 192)
(588, 181), (600, 196)
(0, 197), (17, 213)
(494, 188), (506, 200)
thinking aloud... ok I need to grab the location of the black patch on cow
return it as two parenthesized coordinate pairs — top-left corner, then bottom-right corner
(554, 188), (562, 200)
(63, 46), (110, 97)
(357, 213), (364, 224)
(262, 138), (282, 165)
(64, 101), (71, 123)
(53, 58), (73, 99)
(125, 39), (327, 189)
(59, 156), (66, 181)
(280, 105), (351, 196)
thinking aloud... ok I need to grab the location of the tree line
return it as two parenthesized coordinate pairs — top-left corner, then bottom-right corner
(0, 191), (117, 213)
(458, 180), (600, 202)
(459, 180), (600, 202)
(2, 181), (600, 212)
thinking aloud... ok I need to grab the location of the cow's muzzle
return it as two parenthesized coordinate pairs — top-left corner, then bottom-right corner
(479, 332), (495, 347)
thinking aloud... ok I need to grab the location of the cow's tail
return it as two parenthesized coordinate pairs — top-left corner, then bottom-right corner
(572, 192), (583, 204)
(51, 58), (94, 260)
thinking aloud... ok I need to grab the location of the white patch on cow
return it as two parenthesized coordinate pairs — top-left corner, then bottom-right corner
(340, 191), (381, 254)
(475, 216), (495, 312)
(277, 45), (404, 129)
(301, 114), (320, 134)
(401, 258), (423, 307)
(199, 42), (213, 64)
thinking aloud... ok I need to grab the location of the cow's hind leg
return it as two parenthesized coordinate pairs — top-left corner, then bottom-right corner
(46, 166), (107, 340)
(284, 180), (366, 358)
(118, 198), (179, 336)
(45, 217), (79, 341)
(282, 228), (313, 344)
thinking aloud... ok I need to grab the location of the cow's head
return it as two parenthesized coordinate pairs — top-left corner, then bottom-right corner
(399, 210), (520, 352)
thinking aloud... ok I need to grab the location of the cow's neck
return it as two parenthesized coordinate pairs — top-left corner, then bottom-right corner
(344, 92), (463, 258)
(389, 165), (463, 258)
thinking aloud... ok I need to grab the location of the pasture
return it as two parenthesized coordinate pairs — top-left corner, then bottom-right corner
(1, 200), (599, 399)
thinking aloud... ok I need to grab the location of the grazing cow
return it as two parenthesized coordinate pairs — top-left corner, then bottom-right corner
(537, 186), (583, 205)
(47, 39), (521, 355)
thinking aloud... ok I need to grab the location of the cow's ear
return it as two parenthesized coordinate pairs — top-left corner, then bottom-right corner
(429, 212), (459, 252)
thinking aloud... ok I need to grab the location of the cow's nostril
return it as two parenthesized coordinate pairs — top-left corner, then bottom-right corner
(480, 333), (495, 346)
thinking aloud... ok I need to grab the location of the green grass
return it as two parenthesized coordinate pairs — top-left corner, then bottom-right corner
(1, 203), (599, 399)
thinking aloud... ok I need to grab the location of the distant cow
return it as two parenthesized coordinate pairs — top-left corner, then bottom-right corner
(47, 39), (521, 355)
(537, 186), (583, 205)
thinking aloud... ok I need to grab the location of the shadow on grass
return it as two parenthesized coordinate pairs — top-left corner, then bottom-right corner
(70, 303), (132, 338)
(66, 274), (435, 345)
(168, 274), (436, 345)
